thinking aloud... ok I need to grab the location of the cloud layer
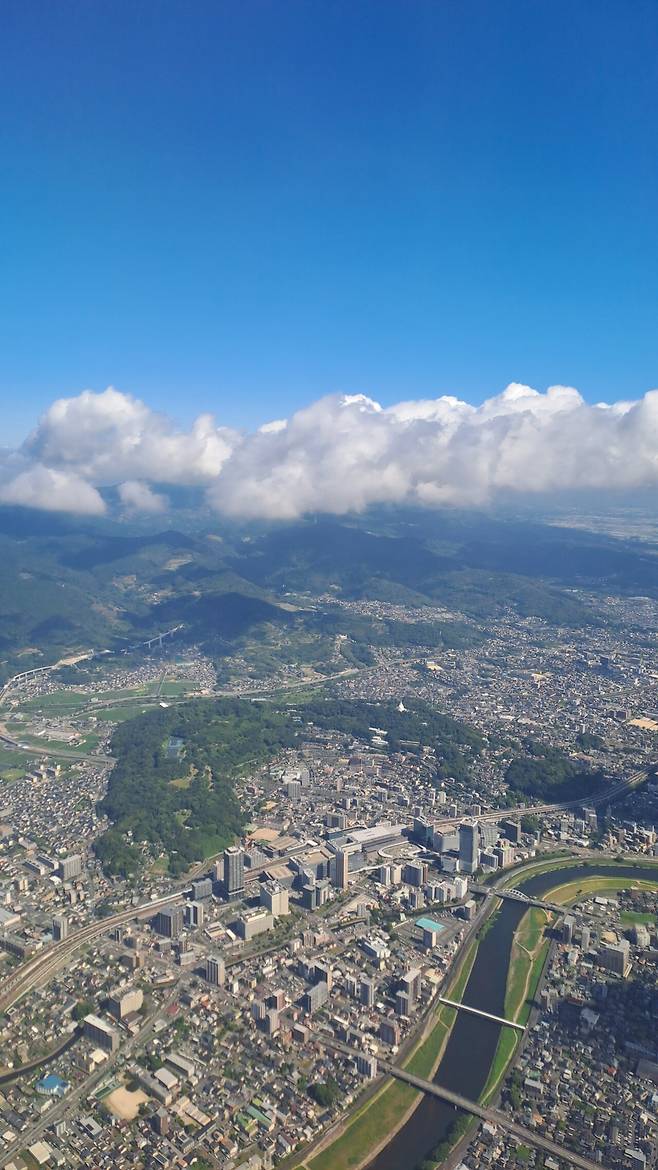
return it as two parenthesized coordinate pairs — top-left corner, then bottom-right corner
(1, 382), (657, 518)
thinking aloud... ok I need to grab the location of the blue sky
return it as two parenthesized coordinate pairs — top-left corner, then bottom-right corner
(2, 0), (657, 442)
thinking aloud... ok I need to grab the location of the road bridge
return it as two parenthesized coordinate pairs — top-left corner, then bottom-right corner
(470, 884), (565, 914)
(436, 996), (525, 1031)
(315, 1033), (609, 1170)
(386, 1063), (610, 1170)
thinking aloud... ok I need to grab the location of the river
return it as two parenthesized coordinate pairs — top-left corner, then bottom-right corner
(366, 862), (652, 1170)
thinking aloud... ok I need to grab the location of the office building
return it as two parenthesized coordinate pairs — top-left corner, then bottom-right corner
(107, 987), (143, 1020)
(184, 900), (205, 929)
(480, 822), (499, 850)
(302, 981), (329, 1014)
(153, 906), (184, 939)
(223, 846), (245, 901)
(360, 976), (375, 1007)
(59, 854), (82, 881)
(599, 940), (632, 977)
(52, 915), (68, 942)
(205, 956), (225, 986)
(237, 909), (274, 941)
(562, 915), (575, 944)
(458, 821), (479, 875)
(260, 881), (290, 917)
(191, 878), (213, 901)
(83, 1014), (119, 1053)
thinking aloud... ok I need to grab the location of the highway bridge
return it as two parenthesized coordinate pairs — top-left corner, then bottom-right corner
(315, 1033), (610, 1170)
(470, 884), (566, 914)
(387, 1063), (610, 1170)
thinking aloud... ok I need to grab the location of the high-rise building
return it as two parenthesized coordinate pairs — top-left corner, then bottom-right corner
(260, 881), (289, 917)
(599, 940), (631, 977)
(223, 846), (245, 901)
(83, 1013), (119, 1053)
(302, 981), (329, 1014)
(335, 848), (349, 890)
(395, 990), (412, 1017)
(360, 976), (375, 1007)
(205, 956), (225, 986)
(356, 1054), (378, 1078)
(59, 854), (82, 881)
(400, 968), (422, 1007)
(403, 861), (425, 887)
(380, 1019), (400, 1046)
(52, 915), (68, 942)
(458, 821), (479, 875)
(191, 878), (213, 901)
(153, 906), (184, 938)
(107, 987), (143, 1019)
(184, 900), (205, 929)
(480, 822), (499, 850)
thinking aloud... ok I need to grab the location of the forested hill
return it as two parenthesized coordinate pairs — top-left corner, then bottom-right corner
(2, 503), (656, 682)
(94, 696), (482, 876)
(96, 698), (297, 877)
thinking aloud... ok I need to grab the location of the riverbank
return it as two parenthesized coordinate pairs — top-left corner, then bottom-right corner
(303, 937), (480, 1170)
(295, 856), (658, 1170)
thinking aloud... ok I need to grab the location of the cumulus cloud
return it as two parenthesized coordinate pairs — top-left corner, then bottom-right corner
(0, 464), (106, 515)
(26, 387), (238, 485)
(1, 382), (657, 518)
(117, 480), (167, 514)
(208, 383), (658, 517)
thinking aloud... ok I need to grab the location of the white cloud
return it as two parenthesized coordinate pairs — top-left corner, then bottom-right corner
(26, 387), (239, 485)
(2, 382), (658, 518)
(118, 480), (167, 514)
(0, 464), (106, 515)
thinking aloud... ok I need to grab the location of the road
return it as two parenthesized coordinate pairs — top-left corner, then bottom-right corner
(386, 1063), (610, 1170)
(0, 892), (183, 1015)
(0, 986), (179, 1168)
(317, 1033), (609, 1170)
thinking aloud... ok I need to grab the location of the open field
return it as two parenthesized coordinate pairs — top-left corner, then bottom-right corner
(620, 910), (656, 925)
(104, 1086), (148, 1120)
(548, 875), (658, 905)
(93, 703), (151, 722)
(481, 906), (552, 1106)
